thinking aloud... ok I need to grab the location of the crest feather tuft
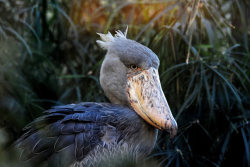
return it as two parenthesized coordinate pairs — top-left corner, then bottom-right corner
(96, 27), (128, 50)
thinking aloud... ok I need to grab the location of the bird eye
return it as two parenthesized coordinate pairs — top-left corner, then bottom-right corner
(129, 64), (138, 70)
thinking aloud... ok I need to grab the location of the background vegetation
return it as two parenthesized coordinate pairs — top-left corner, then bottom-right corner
(0, 0), (249, 166)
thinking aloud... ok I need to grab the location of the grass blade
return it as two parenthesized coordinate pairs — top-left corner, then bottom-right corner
(4, 27), (33, 59)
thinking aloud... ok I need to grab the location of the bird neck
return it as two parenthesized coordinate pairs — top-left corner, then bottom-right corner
(100, 54), (129, 106)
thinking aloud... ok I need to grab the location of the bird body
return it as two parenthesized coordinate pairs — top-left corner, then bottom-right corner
(16, 102), (157, 167)
(16, 28), (177, 167)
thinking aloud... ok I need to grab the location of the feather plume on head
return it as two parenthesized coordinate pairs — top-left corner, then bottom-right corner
(96, 26), (128, 50)
(96, 26), (159, 69)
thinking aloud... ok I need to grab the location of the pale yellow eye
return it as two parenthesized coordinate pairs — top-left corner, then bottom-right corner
(130, 64), (138, 70)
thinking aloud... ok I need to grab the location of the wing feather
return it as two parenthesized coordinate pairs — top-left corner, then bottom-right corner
(15, 102), (133, 166)
(54, 135), (75, 152)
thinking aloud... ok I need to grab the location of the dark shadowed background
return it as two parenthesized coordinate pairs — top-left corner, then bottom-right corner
(0, 0), (249, 166)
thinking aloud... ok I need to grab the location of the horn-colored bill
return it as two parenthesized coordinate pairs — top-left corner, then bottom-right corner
(127, 67), (178, 138)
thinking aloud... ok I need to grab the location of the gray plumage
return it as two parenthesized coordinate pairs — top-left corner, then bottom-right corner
(16, 103), (157, 167)
(15, 29), (175, 167)
(98, 29), (159, 105)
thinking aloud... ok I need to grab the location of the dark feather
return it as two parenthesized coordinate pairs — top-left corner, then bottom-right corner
(15, 102), (147, 166)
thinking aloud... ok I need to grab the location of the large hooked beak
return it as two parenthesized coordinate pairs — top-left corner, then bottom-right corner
(127, 67), (178, 138)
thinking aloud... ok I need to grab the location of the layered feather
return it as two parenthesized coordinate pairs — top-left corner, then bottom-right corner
(15, 102), (150, 167)
(96, 26), (128, 50)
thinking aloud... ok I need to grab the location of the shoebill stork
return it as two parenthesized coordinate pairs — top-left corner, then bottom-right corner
(16, 28), (178, 167)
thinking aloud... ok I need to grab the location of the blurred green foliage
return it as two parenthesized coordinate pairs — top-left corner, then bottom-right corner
(0, 0), (249, 166)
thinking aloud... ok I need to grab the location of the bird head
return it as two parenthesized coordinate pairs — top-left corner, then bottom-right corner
(97, 27), (177, 138)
